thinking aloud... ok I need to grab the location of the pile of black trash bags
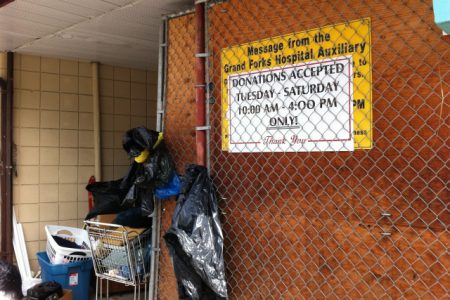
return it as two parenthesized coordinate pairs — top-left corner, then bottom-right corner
(85, 127), (175, 228)
(86, 127), (227, 299)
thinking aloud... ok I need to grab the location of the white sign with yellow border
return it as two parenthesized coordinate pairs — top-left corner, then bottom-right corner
(221, 18), (372, 152)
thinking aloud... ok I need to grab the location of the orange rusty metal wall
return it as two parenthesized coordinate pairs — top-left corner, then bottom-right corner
(158, 13), (197, 300)
(164, 14), (197, 174)
(159, 0), (449, 299)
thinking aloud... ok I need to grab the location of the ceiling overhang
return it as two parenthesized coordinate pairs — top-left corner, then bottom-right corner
(0, 0), (193, 70)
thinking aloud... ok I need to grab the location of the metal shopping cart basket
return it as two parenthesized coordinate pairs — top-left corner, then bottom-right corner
(84, 221), (152, 300)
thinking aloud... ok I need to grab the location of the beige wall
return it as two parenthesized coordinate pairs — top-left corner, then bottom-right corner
(99, 65), (158, 180)
(1, 52), (157, 272)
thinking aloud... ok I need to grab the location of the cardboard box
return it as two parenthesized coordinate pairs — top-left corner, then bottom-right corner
(100, 280), (135, 295)
(96, 214), (117, 224)
(59, 289), (72, 300)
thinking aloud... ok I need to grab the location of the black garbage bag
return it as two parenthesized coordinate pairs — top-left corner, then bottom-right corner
(120, 128), (175, 216)
(85, 179), (130, 220)
(85, 127), (175, 223)
(164, 165), (227, 300)
(114, 207), (152, 228)
(122, 127), (175, 187)
(122, 126), (159, 158)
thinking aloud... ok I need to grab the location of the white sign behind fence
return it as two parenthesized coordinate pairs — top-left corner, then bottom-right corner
(228, 56), (354, 152)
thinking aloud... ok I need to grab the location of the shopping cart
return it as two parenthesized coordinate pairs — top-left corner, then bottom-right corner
(84, 221), (152, 300)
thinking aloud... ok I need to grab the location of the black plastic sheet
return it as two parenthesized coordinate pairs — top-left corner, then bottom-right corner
(164, 165), (227, 300)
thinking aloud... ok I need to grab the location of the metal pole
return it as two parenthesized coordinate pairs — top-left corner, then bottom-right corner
(149, 16), (168, 300)
(156, 17), (168, 133)
(204, 3), (211, 171)
(92, 62), (102, 181)
(195, 0), (207, 167)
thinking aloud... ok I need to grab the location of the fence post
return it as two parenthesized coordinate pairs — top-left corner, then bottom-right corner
(195, 0), (207, 167)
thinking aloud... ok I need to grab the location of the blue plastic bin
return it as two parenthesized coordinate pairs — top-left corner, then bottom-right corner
(37, 252), (93, 300)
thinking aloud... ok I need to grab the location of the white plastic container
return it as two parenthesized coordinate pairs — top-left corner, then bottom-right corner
(45, 225), (91, 264)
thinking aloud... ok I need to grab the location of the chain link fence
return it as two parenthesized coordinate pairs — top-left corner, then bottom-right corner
(158, 0), (449, 299)
(157, 12), (198, 300)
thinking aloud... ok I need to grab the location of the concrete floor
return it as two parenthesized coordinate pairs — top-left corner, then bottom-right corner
(91, 292), (137, 299)
(89, 282), (149, 300)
